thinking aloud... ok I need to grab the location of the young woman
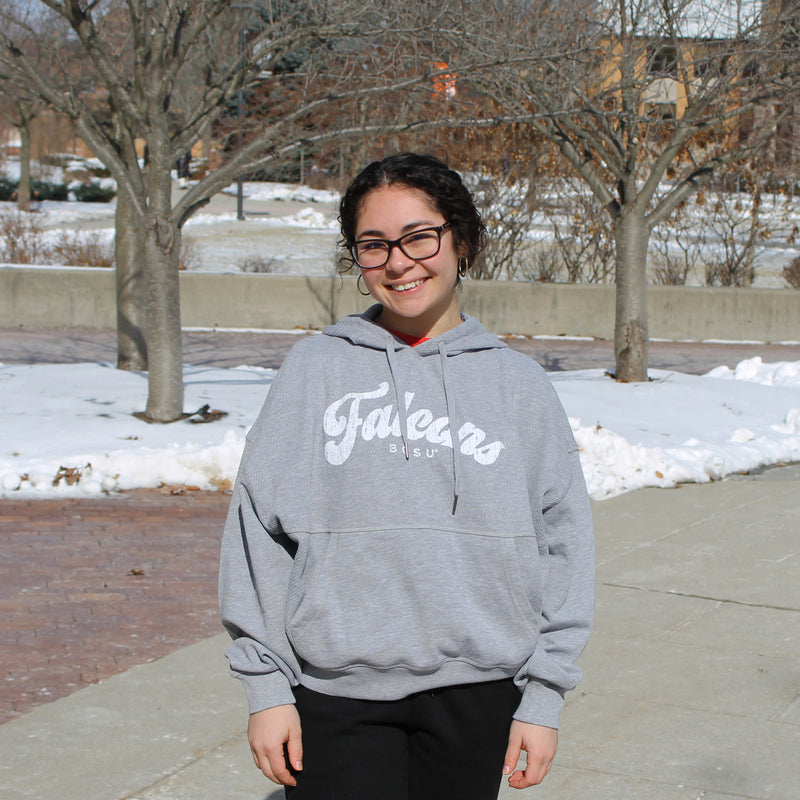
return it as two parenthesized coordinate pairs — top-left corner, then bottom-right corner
(219, 152), (595, 800)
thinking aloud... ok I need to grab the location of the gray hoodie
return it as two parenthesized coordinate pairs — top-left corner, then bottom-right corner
(219, 305), (594, 729)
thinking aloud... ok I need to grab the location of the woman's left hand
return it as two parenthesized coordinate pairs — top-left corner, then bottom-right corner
(502, 720), (558, 789)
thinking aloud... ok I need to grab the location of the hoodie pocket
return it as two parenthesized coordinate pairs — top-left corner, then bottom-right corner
(508, 535), (547, 624)
(285, 530), (545, 675)
(285, 533), (338, 643)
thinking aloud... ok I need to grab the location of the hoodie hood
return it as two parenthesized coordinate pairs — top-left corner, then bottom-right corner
(322, 304), (507, 357)
(323, 304), (507, 513)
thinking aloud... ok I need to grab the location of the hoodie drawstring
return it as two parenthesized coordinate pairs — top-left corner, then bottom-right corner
(385, 344), (410, 460)
(383, 338), (461, 516)
(438, 342), (461, 515)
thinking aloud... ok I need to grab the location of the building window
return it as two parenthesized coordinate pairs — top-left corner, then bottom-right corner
(650, 46), (678, 77)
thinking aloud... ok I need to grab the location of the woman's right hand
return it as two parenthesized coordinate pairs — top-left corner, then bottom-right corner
(248, 704), (303, 786)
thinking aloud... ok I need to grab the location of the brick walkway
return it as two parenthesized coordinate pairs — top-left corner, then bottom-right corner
(3, 327), (800, 374)
(0, 489), (230, 724)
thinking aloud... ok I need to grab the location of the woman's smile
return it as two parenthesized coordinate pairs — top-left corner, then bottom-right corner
(387, 277), (427, 293)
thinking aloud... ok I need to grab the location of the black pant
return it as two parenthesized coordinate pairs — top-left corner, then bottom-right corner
(285, 679), (521, 800)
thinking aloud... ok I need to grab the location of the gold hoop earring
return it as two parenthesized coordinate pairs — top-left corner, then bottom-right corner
(458, 257), (469, 278)
(357, 273), (371, 297)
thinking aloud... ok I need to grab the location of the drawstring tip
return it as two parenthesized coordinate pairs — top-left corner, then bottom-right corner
(403, 442), (409, 460)
(451, 495), (459, 515)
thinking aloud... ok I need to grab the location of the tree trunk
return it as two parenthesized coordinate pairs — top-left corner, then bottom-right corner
(613, 208), (650, 382)
(115, 192), (148, 371)
(16, 114), (33, 213)
(142, 213), (185, 423)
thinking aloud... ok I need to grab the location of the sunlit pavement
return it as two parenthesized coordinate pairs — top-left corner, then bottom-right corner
(1, 332), (798, 799)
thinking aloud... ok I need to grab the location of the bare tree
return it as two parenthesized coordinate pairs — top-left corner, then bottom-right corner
(0, 97), (39, 211)
(0, 0), (454, 421)
(0, 10), (54, 213)
(440, 0), (800, 380)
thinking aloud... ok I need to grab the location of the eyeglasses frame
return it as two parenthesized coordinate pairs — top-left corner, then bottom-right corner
(349, 223), (452, 269)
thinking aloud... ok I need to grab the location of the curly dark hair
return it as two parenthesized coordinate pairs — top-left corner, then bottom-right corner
(337, 152), (486, 275)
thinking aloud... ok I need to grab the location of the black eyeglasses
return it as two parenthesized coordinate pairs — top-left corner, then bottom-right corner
(350, 223), (451, 269)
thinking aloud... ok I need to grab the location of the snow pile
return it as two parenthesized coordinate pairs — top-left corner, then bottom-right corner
(706, 356), (800, 385)
(553, 362), (800, 498)
(1, 357), (798, 500)
(0, 363), (269, 497)
(276, 206), (338, 229)
(243, 182), (339, 205)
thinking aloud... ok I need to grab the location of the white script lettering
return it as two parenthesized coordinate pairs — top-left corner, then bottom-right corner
(323, 384), (504, 466)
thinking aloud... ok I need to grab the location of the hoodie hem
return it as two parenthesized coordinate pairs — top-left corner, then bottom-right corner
(300, 662), (516, 702)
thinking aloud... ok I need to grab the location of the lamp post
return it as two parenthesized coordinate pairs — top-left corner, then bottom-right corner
(236, 26), (246, 220)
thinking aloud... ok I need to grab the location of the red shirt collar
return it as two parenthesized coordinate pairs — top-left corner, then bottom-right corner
(387, 329), (430, 347)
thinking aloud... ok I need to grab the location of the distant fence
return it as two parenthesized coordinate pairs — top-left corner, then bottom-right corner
(2, 266), (799, 342)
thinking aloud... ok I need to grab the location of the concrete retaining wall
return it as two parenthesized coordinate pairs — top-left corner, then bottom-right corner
(2, 266), (798, 342)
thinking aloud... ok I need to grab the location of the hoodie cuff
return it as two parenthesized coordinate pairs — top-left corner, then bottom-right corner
(236, 670), (297, 714)
(513, 680), (566, 729)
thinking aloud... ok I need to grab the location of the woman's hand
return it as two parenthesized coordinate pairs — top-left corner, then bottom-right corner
(502, 720), (558, 789)
(248, 704), (303, 786)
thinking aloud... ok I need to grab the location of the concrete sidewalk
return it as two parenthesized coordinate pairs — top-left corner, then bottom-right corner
(1, 465), (798, 800)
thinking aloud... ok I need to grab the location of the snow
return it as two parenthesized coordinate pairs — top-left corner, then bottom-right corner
(1, 355), (798, 501)
(238, 181), (340, 205)
(2, 162), (799, 499)
(551, 358), (800, 498)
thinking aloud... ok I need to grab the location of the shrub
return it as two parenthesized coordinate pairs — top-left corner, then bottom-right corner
(783, 255), (800, 289)
(704, 261), (755, 287)
(40, 153), (70, 168)
(540, 180), (615, 284)
(30, 180), (69, 202)
(650, 200), (701, 286)
(652, 255), (693, 285)
(240, 255), (285, 273)
(72, 182), (116, 203)
(0, 177), (18, 202)
(52, 231), (114, 267)
(179, 237), (201, 271)
(0, 210), (51, 263)
(87, 165), (112, 179)
(519, 245), (564, 283)
(1, 211), (114, 267)
(470, 176), (551, 281)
